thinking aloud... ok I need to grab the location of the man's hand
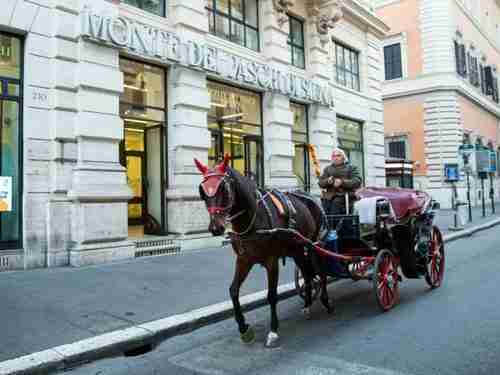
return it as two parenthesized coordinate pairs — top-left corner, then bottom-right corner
(334, 178), (343, 188)
(327, 176), (334, 185)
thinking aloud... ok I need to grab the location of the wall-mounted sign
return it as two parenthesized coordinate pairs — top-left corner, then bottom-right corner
(81, 6), (335, 108)
(444, 163), (460, 182)
(476, 149), (491, 173)
(0, 177), (12, 212)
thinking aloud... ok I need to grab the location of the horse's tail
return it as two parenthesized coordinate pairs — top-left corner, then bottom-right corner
(289, 191), (328, 241)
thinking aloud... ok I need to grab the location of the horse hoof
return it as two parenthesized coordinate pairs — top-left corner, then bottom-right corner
(302, 307), (311, 320)
(264, 331), (280, 348)
(240, 326), (255, 344)
(321, 299), (334, 314)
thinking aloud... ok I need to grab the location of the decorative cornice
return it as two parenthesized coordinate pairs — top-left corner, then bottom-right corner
(342, 0), (390, 37)
(273, 0), (294, 26)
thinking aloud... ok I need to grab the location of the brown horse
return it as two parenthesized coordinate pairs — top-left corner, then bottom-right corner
(195, 155), (332, 347)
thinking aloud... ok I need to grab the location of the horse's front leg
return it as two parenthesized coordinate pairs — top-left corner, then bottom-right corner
(264, 256), (280, 348)
(229, 256), (254, 343)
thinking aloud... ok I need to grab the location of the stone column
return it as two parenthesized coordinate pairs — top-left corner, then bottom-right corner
(261, 0), (295, 189)
(166, 67), (211, 235)
(67, 0), (134, 266)
(166, 0), (212, 237)
(306, 11), (336, 194)
(364, 34), (386, 187)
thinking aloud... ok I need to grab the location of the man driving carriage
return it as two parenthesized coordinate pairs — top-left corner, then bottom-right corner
(318, 148), (362, 215)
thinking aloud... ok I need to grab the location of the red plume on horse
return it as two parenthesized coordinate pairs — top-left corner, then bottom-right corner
(194, 155), (332, 348)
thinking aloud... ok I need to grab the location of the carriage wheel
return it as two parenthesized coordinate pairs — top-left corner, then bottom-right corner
(373, 249), (400, 312)
(425, 226), (445, 289)
(294, 266), (321, 302)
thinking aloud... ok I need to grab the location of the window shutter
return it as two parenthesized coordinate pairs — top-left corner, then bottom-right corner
(459, 45), (467, 76)
(474, 58), (480, 86)
(485, 66), (494, 95)
(468, 52), (473, 84)
(493, 76), (499, 103)
(389, 140), (406, 159)
(454, 41), (460, 74)
(479, 63), (483, 91)
(480, 64), (486, 94)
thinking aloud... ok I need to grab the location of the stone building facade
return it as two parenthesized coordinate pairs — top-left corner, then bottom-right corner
(0, 0), (387, 270)
(372, 0), (500, 208)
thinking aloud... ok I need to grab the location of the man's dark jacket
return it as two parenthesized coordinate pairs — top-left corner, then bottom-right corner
(318, 162), (362, 200)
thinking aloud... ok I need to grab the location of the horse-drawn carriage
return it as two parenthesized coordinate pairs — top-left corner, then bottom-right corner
(294, 187), (445, 311)
(195, 155), (445, 347)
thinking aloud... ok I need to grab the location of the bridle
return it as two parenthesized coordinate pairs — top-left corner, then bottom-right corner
(200, 172), (235, 216)
(200, 171), (260, 237)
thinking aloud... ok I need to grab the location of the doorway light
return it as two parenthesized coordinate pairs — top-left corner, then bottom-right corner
(210, 102), (226, 108)
(124, 84), (148, 92)
(221, 113), (244, 121)
(125, 118), (153, 125)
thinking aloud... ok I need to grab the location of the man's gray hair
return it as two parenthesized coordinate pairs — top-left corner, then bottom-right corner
(331, 147), (348, 162)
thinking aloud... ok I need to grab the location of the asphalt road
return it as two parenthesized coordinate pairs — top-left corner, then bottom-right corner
(63, 227), (500, 375)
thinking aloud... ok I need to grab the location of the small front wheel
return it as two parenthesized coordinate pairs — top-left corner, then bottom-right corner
(373, 249), (400, 312)
(425, 226), (445, 289)
(294, 266), (320, 302)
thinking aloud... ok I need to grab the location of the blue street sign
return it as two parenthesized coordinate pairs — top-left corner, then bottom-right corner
(444, 163), (460, 182)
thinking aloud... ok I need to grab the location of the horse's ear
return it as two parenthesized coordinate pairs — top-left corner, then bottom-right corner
(194, 158), (208, 175)
(217, 153), (231, 174)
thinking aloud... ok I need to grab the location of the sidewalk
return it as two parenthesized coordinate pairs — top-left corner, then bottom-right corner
(1, 204), (500, 369)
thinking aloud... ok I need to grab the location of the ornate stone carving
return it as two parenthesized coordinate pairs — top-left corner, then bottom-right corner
(273, 0), (294, 26)
(308, 0), (344, 46)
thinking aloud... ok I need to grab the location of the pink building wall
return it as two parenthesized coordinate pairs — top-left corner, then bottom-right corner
(459, 96), (499, 145)
(375, 0), (423, 79)
(384, 96), (427, 175)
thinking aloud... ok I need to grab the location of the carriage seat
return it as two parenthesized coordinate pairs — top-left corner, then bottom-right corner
(356, 187), (431, 221)
(354, 196), (394, 224)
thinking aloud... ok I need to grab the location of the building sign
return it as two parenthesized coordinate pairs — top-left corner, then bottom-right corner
(0, 177), (12, 212)
(476, 149), (491, 173)
(81, 7), (335, 107)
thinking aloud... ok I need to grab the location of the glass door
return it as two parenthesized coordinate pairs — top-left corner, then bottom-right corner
(0, 33), (22, 249)
(0, 98), (20, 248)
(243, 135), (263, 186)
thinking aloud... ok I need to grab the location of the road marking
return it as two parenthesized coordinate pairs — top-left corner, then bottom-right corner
(169, 335), (413, 375)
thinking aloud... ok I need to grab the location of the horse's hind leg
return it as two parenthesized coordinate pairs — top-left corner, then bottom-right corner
(229, 256), (254, 343)
(294, 256), (313, 319)
(264, 256), (280, 348)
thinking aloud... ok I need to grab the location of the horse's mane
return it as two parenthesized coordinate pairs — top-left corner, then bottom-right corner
(227, 167), (258, 211)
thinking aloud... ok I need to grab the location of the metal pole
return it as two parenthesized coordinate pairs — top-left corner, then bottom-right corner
(481, 176), (486, 217)
(489, 172), (495, 214)
(453, 183), (458, 228)
(466, 170), (472, 222)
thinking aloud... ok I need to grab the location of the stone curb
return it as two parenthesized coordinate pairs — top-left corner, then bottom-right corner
(2, 217), (500, 375)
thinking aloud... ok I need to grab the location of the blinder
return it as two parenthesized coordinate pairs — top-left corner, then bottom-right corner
(199, 172), (234, 216)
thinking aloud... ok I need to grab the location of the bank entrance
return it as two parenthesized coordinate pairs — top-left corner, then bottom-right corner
(119, 58), (167, 237)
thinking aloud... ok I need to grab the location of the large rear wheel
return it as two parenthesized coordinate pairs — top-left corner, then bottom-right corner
(294, 266), (320, 302)
(373, 249), (400, 312)
(425, 226), (445, 289)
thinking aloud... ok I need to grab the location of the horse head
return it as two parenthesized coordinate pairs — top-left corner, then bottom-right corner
(195, 154), (234, 236)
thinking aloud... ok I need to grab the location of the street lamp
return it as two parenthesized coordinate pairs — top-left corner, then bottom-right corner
(462, 152), (473, 222)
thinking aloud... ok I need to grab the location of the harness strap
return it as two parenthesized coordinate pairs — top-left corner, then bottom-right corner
(268, 193), (285, 216)
(271, 189), (297, 230)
